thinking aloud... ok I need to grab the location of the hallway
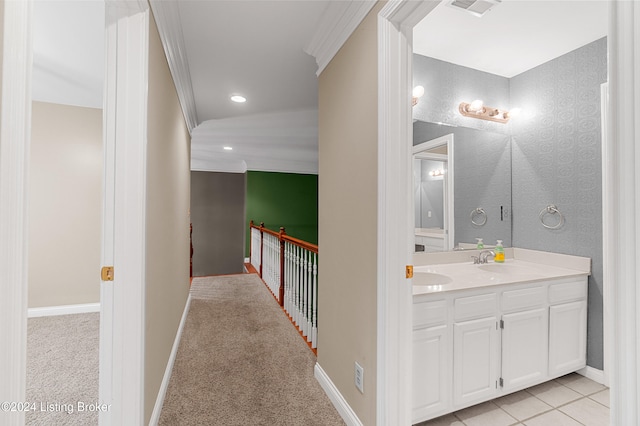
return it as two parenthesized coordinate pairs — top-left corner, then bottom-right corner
(158, 274), (343, 425)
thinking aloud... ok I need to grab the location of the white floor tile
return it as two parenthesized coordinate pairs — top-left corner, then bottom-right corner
(559, 397), (610, 426)
(526, 380), (583, 407)
(589, 388), (610, 408)
(523, 410), (583, 426)
(455, 401), (518, 426)
(495, 390), (553, 421)
(555, 373), (606, 396)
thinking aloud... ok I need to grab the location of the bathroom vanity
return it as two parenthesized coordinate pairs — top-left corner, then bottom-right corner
(412, 248), (590, 423)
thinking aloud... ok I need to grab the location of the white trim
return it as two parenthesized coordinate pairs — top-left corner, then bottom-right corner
(577, 366), (606, 386)
(377, 2), (443, 425)
(0, 1), (32, 424)
(100, 2), (149, 424)
(304, 1), (377, 76)
(28, 303), (101, 318)
(314, 363), (363, 426)
(601, 82), (610, 388)
(149, 294), (192, 426)
(148, 0), (198, 133)
(608, 2), (640, 424)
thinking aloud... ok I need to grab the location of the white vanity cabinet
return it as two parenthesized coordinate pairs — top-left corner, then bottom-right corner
(412, 299), (451, 420)
(412, 276), (588, 424)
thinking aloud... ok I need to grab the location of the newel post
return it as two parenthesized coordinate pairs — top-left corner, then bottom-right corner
(279, 227), (286, 306)
(248, 220), (254, 263)
(259, 222), (265, 278)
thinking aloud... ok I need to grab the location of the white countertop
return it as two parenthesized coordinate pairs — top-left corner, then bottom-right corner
(412, 248), (591, 295)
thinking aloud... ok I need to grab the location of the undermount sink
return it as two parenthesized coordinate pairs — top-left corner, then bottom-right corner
(413, 272), (453, 286)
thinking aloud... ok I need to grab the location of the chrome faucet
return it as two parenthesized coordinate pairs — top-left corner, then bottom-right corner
(479, 250), (496, 264)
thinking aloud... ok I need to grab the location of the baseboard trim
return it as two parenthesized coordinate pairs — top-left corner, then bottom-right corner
(149, 294), (192, 425)
(577, 365), (606, 385)
(314, 363), (363, 426)
(27, 303), (100, 318)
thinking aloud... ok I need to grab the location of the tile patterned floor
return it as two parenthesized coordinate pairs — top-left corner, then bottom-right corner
(416, 373), (609, 426)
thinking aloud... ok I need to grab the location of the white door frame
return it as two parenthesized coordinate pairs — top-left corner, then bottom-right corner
(0, 1), (32, 424)
(607, 2), (640, 424)
(0, 1), (149, 424)
(100, 1), (149, 424)
(377, 1), (441, 424)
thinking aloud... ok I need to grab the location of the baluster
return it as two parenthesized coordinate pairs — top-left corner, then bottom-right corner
(306, 249), (312, 342)
(301, 249), (307, 336)
(296, 247), (302, 329)
(312, 252), (318, 348)
(295, 245), (301, 327)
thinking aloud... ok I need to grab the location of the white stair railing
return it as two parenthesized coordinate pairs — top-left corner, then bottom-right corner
(249, 222), (318, 350)
(284, 238), (318, 349)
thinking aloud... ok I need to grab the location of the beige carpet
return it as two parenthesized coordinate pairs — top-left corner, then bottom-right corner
(26, 312), (99, 426)
(159, 274), (344, 426)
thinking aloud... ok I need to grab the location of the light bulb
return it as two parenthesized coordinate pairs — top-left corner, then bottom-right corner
(412, 85), (425, 98)
(469, 99), (484, 112)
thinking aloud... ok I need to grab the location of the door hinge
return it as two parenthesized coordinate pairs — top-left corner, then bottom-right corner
(101, 266), (114, 281)
(406, 265), (414, 279)
(499, 377), (504, 387)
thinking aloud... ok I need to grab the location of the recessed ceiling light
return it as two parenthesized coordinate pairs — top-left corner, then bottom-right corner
(223, 146), (233, 151)
(230, 95), (246, 103)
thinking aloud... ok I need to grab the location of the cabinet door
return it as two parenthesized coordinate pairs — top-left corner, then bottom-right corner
(453, 317), (498, 406)
(549, 300), (587, 376)
(413, 325), (451, 422)
(501, 308), (548, 391)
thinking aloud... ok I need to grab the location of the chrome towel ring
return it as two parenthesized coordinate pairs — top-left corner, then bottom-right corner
(539, 205), (565, 230)
(470, 208), (487, 226)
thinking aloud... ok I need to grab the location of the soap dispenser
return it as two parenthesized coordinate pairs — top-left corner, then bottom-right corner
(494, 240), (505, 263)
(476, 238), (484, 250)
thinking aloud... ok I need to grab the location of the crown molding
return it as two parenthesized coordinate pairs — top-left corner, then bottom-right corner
(304, 1), (377, 76)
(149, 0), (198, 133)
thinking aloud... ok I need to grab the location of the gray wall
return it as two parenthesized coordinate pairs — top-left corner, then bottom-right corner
(510, 37), (607, 369)
(191, 171), (246, 276)
(413, 55), (510, 135)
(413, 37), (607, 369)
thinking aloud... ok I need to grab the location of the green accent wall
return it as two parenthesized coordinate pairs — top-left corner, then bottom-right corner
(245, 171), (318, 256)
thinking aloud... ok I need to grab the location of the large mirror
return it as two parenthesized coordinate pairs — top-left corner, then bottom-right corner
(413, 120), (512, 252)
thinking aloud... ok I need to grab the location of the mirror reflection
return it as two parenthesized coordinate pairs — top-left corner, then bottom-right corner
(413, 120), (512, 252)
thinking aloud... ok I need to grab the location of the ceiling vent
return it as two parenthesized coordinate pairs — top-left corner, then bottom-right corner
(449, 0), (501, 17)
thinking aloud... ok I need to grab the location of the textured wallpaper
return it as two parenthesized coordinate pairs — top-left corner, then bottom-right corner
(510, 37), (607, 369)
(412, 37), (607, 369)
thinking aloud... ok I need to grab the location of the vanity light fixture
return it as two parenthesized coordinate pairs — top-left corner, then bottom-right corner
(412, 85), (425, 106)
(459, 100), (517, 124)
(429, 169), (445, 177)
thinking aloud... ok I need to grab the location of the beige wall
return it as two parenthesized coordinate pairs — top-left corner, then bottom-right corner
(28, 101), (102, 308)
(317, 3), (384, 425)
(144, 13), (191, 424)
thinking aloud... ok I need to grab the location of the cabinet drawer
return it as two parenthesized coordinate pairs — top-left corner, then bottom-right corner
(454, 293), (496, 322)
(502, 286), (545, 312)
(414, 299), (447, 328)
(549, 280), (587, 304)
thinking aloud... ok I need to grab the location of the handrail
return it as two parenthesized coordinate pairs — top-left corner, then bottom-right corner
(283, 235), (318, 254)
(249, 220), (319, 350)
